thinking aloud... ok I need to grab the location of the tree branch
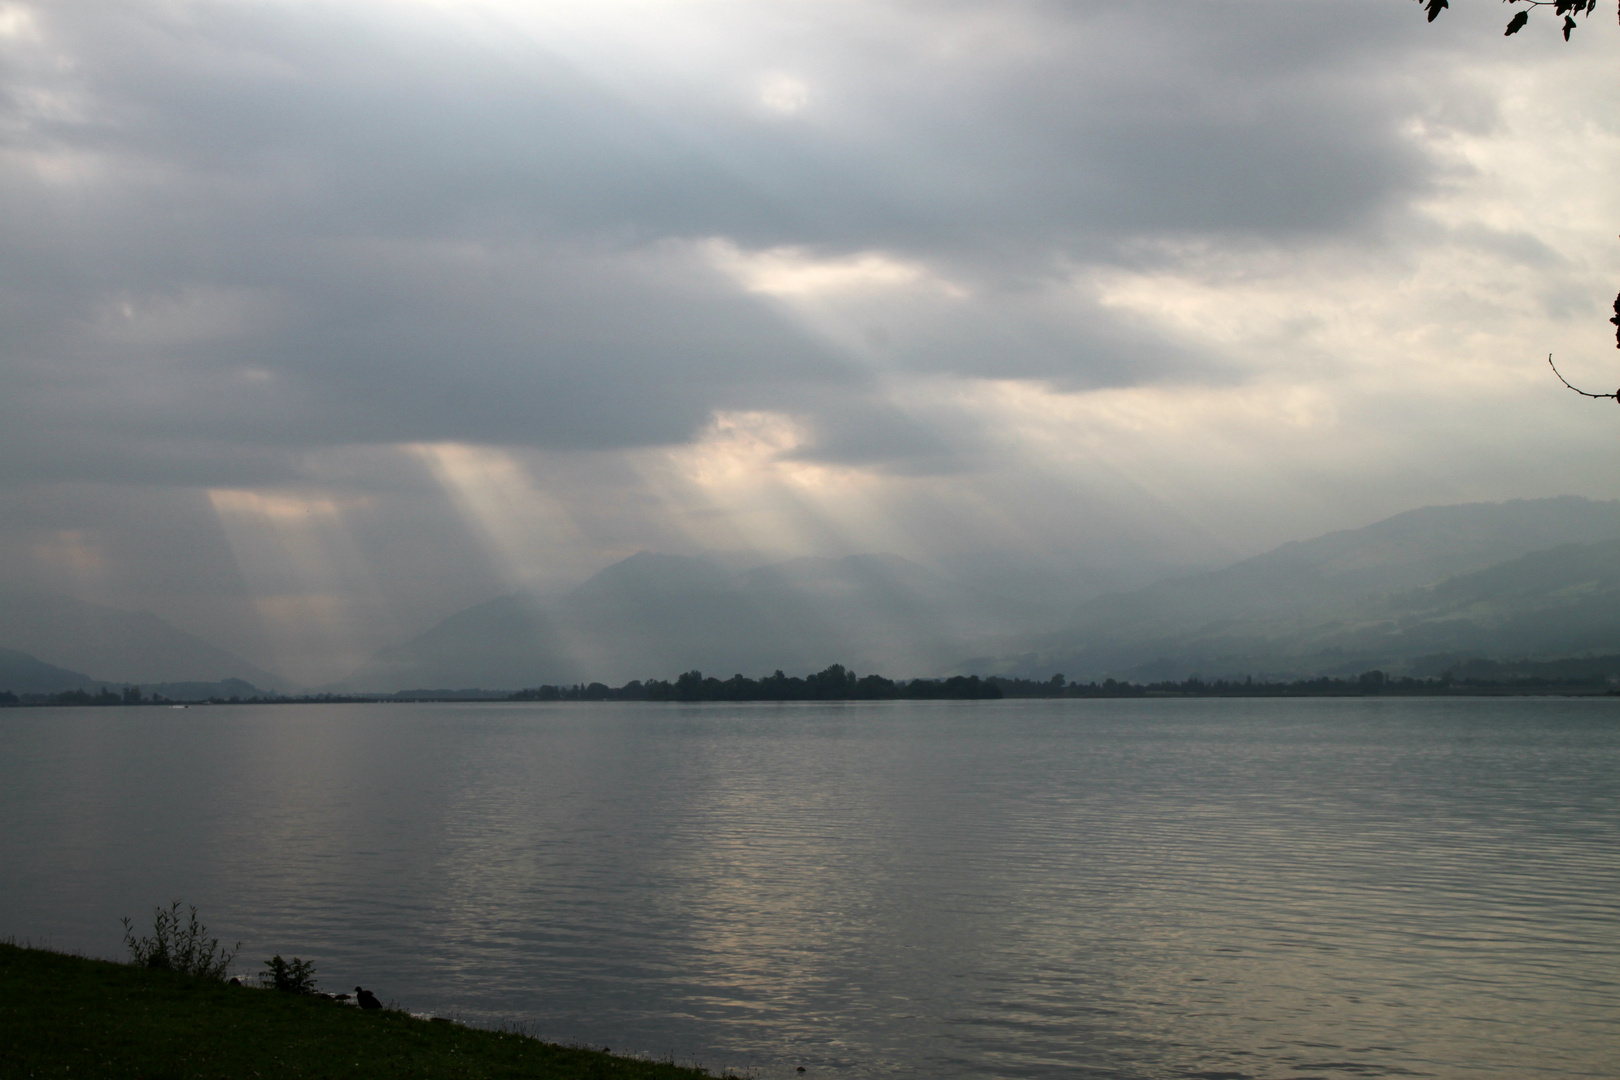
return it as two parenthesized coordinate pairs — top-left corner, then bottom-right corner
(1548, 354), (1620, 400)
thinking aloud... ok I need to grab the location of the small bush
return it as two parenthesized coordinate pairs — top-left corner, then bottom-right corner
(260, 954), (319, 994)
(120, 901), (239, 980)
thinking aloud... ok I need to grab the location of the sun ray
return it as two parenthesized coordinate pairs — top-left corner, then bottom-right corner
(206, 489), (382, 686)
(409, 442), (597, 593)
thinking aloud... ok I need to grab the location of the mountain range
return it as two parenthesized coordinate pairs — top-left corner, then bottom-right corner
(8, 495), (1620, 695)
(1001, 496), (1620, 681)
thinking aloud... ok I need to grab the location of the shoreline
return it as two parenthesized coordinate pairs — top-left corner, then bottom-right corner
(0, 941), (729, 1080)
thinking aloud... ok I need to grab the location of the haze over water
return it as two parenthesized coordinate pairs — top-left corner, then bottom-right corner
(2, 698), (1615, 1080)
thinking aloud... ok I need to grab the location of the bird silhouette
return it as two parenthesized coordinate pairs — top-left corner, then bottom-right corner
(355, 986), (382, 1010)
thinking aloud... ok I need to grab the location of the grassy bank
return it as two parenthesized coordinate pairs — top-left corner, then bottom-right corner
(0, 942), (718, 1079)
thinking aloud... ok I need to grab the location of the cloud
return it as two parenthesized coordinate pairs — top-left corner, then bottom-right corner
(1, 0), (1616, 681)
(0, 0), (1457, 473)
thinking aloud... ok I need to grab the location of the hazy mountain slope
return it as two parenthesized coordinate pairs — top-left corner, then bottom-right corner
(552, 553), (790, 678)
(346, 593), (583, 692)
(336, 551), (1060, 691)
(1064, 497), (1620, 641)
(1339, 538), (1620, 660)
(736, 554), (1051, 671)
(937, 552), (1216, 611)
(1013, 497), (1620, 680)
(1057, 540), (1620, 681)
(0, 647), (100, 694)
(0, 587), (293, 690)
(337, 554), (790, 691)
(0, 647), (271, 699)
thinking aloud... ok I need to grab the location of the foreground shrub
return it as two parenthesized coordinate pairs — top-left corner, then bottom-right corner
(120, 901), (240, 980)
(259, 954), (318, 994)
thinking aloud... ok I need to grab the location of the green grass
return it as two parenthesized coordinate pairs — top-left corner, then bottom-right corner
(0, 942), (719, 1079)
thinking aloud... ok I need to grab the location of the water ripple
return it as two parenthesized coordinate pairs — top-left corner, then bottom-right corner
(1, 697), (1616, 1079)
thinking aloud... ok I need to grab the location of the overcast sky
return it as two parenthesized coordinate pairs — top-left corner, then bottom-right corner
(2, 0), (1617, 684)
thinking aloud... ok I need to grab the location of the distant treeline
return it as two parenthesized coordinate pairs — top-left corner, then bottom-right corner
(512, 665), (1006, 702)
(1, 687), (172, 707)
(510, 663), (1620, 702)
(0, 687), (313, 707)
(7, 659), (1620, 707)
(0, 686), (511, 707)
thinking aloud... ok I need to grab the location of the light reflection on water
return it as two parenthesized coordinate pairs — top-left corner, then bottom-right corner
(1, 698), (1616, 1079)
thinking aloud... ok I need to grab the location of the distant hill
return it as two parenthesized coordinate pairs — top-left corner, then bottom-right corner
(999, 496), (1620, 680)
(1334, 537), (1620, 663)
(0, 587), (293, 691)
(0, 647), (100, 695)
(335, 552), (1058, 692)
(0, 645), (271, 700)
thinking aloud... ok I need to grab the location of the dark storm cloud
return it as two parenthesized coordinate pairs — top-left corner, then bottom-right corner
(0, 0), (1470, 482)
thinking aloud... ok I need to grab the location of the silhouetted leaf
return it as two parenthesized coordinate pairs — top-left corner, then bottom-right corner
(1419, 2), (1615, 366)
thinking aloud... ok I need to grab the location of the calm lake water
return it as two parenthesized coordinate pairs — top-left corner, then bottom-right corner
(1, 698), (1616, 1079)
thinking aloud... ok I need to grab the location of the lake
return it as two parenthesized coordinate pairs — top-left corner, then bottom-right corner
(1, 698), (1615, 1079)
